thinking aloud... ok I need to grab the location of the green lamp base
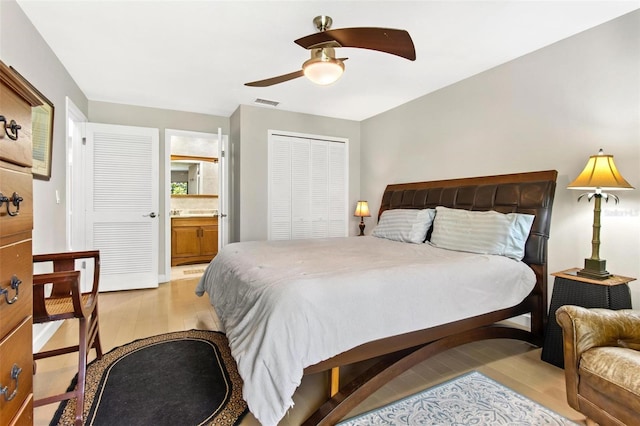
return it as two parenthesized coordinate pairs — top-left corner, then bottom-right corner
(577, 258), (612, 280)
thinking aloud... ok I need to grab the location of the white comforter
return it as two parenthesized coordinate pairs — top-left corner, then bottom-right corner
(195, 236), (535, 426)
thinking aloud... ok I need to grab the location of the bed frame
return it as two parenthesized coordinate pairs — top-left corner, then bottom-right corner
(302, 169), (558, 425)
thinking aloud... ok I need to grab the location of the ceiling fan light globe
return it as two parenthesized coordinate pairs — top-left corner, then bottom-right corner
(303, 58), (344, 85)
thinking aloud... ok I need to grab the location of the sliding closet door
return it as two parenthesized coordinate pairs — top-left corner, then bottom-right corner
(268, 131), (348, 240)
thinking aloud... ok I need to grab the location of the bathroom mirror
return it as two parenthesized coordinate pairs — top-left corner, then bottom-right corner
(171, 155), (218, 197)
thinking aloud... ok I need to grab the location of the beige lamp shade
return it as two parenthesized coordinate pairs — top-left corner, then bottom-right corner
(568, 149), (634, 191)
(354, 201), (371, 217)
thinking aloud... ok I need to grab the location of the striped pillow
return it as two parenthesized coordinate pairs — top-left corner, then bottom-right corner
(372, 209), (435, 244)
(429, 206), (534, 260)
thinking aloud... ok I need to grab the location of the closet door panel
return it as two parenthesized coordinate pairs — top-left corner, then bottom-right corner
(291, 140), (311, 239)
(328, 143), (347, 237)
(268, 136), (292, 240)
(310, 141), (329, 238)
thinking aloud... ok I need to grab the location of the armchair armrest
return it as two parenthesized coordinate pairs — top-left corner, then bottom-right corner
(555, 305), (640, 408)
(557, 305), (640, 355)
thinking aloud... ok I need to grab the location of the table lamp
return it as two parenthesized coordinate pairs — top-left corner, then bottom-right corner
(567, 149), (634, 279)
(354, 201), (371, 236)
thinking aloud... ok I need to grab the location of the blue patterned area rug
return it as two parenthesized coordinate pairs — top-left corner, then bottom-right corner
(338, 371), (578, 425)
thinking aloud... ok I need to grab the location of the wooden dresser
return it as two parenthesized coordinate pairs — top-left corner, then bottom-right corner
(0, 60), (41, 426)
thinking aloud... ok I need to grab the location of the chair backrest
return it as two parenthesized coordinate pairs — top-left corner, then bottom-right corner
(33, 250), (100, 297)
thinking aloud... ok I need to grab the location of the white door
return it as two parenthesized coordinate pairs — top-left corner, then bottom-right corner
(217, 129), (230, 249)
(85, 123), (159, 291)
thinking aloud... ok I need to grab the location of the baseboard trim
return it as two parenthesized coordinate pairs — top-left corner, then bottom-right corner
(33, 321), (63, 353)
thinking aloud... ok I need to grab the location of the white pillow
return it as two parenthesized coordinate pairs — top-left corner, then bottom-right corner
(429, 206), (534, 260)
(372, 209), (436, 244)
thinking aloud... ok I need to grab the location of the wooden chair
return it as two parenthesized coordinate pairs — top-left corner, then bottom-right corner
(32, 250), (103, 426)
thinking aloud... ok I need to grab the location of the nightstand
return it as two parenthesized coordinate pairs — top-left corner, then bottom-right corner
(541, 268), (636, 368)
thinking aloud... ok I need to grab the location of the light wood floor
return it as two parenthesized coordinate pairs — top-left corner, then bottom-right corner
(33, 277), (587, 426)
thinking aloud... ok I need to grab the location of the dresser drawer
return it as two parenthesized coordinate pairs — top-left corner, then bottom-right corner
(0, 240), (32, 339)
(0, 317), (33, 425)
(0, 82), (33, 168)
(8, 393), (32, 426)
(0, 167), (32, 238)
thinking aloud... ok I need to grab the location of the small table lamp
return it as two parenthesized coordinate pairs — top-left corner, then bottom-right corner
(568, 149), (634, 279)
(354, 200), (371, 236)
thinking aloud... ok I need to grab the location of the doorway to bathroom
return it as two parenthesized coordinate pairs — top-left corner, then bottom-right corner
(165, 129), (229, 278)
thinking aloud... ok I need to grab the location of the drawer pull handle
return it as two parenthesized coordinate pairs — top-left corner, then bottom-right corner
(1, 275), (21, 305)
(0, 192), (22, 217)
(0, 115), (21, 141)
(0, 364), (22, 402)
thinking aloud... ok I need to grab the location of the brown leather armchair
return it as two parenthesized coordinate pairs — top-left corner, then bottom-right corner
(556, 305), (640, 426)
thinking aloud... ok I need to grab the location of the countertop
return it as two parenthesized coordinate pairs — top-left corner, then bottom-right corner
(170, 210), (218, 218)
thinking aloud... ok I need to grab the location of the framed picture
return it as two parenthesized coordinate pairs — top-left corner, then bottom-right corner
(10, 66), (54, 180)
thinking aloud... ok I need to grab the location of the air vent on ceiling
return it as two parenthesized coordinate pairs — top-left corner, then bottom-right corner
(254, 98), (280, 107)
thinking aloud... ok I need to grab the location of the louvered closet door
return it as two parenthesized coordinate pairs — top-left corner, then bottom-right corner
(310, 141), (329, 238)
(85, 123), (159, 291)
(268, 132), (348, 240)
(291, 140), (311, 239)
(269, 136), (292, 240)
(327, 142), (347, 237)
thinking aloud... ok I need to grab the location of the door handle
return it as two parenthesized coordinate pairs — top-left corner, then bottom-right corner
(143, 212), (157, 218)
(219, 214), (227, 218)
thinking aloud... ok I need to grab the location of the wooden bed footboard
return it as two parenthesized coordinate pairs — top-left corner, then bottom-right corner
(302, 169), (558, 425)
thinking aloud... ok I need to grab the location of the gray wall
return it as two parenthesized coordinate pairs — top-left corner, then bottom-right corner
(361, 10), (640, 306)
(1, 0), (88, 255)
(89, 101), (229, 134)
(230, 105), (361, 242)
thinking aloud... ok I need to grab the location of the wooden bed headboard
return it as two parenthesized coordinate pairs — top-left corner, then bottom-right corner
(378, 170), (558, 266)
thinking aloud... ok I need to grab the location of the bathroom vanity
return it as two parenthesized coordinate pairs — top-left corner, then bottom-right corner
(170, 214), (218, 266)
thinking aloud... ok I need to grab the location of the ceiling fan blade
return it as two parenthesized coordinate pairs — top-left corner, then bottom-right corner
(245, 70), (304, 87)
(295, 27), (416, 61)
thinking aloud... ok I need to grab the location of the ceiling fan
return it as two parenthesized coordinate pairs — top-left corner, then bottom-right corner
(245, 15), (416, 87)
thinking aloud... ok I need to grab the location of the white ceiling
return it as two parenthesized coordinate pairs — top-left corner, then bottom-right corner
(16, 1), (640, 121)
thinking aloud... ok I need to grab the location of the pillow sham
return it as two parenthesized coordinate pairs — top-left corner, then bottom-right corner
(429, 206), (534, 260)
(371, 208), (436, 244)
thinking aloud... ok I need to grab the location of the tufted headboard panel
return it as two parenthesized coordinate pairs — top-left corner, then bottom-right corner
(378, 170), (558, 266)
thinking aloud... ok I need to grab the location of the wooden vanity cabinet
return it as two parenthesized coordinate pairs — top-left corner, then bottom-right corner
(0, 60), (41, 426)
(171, 216), (218, 266)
